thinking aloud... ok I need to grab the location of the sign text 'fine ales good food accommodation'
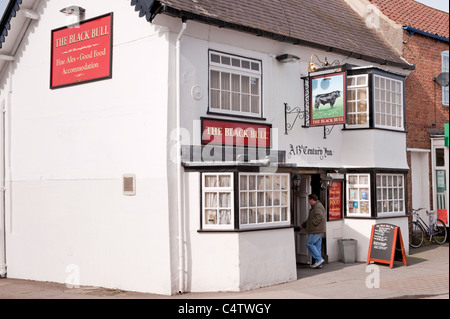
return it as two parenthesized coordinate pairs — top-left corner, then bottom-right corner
(51, 13), (113, 89)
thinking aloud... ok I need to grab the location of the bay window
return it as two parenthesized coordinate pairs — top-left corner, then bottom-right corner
(345, 171), (407, 218)
(345, 68), (405, 131)
(376, 174), (405, 216)
(346, 174), (371, 217)
(239, 173), (290, 229)
(202, 173), (234, 230)
(374, 75), (404, 130)
(201, 172), (290, 230)
(347, 74), (369, 128)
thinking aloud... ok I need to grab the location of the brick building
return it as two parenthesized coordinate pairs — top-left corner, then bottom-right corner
(348, 0), (449, 231)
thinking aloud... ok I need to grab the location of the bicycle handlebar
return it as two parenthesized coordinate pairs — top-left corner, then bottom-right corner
(411, 208), (426, 215)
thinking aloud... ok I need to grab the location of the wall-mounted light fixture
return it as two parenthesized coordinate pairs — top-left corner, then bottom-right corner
(60, 5), (86, 15)
(321, 175), (334, 189)
(60, 5), (86, 23)
(292, 174), (302, 189)
(59, 6), (86, 26)
(276, 54), (300, 63)
(308, 54), (341, 73)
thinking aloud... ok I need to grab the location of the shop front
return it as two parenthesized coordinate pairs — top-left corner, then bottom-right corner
(178, 55), (412, 291)
(0, 0), (415, 294)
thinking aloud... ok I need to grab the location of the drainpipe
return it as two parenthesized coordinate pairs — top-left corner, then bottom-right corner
(0, 63), (11, 278)
(0, 100), (6, 278)
(176, 18), (187, 294)
(0, 104), (6, 278)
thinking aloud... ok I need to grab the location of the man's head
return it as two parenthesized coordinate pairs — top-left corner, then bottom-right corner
(308, 194), (319, 205)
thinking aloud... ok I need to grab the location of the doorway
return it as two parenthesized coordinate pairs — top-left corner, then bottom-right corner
(293, 174), (324, 264)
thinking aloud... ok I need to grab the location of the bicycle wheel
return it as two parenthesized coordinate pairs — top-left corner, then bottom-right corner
(432, 219), (447, 245)
(409, 221), (424, 248)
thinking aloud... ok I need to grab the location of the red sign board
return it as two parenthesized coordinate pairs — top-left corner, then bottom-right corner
(328, 181), (342, 220)
(51, 13), (113, 89)
(437, 209), (448, 226)
(201, 118), (271, 147)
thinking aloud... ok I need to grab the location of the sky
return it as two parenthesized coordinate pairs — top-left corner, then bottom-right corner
(0, 0), (449, 18)
(416, 0), (449, 12)
(0, 0), (448, 25)
(0, 0), (8, 18)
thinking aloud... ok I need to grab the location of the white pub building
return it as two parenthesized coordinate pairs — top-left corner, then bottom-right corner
(0, 0), (415, 295)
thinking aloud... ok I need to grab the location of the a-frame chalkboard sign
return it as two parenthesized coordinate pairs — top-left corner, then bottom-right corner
(367, 223), (407, 268)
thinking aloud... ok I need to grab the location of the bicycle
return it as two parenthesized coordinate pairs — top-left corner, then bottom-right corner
(409, 208), (447, 248)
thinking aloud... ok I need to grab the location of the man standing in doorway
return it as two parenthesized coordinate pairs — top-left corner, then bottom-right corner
(300, 194), (326, 268)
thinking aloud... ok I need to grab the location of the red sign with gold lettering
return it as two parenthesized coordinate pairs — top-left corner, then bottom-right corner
(328, 181), (343, 220)
(51, 13), (113, 89)
(201, 118), (271, 147)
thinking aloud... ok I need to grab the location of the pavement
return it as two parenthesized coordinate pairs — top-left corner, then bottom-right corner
(0, 243), (448, 300)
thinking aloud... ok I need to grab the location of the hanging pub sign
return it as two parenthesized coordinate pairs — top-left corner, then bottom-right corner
(50, 13), (113, 89)
(201, 118), (271, 147)
(310, 72), (346, 126)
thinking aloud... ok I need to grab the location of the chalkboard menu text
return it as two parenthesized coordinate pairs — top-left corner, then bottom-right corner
(367, 223), (407, 268)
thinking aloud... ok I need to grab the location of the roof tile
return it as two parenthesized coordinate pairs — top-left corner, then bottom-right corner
(370, 0), (449, 38)
(156, 0), (411, 67)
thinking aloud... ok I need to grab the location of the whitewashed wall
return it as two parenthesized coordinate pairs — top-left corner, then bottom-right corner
(185, 172), (297, 292)
(178, 23), (409, 171)
(2, 0), (177, 294)
(344, 217), (409, 261)
(0, 0), (412, 295)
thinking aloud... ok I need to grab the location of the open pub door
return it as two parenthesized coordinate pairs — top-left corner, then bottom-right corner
(294, 175), (311, 264)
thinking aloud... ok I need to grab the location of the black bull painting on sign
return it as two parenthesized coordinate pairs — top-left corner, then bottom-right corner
(314, 90), (341, 109)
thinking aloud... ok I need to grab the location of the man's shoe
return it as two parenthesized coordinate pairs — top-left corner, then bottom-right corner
(311, 259), (324, 268)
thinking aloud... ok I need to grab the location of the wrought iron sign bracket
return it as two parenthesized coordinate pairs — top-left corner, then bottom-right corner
(323, 125), (335, 139)
(284, 76), (313, 135)
(284, 103), (307, 135)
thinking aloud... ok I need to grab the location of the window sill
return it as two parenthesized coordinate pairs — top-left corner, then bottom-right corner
(198, 225), (293, 233)
(342, 127), (406, 133)
(206, 110), (267, 122)
(344, 214), (408, 220)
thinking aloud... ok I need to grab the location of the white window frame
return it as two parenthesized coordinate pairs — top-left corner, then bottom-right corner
(347, 74), (369, 128)
(238, 173), (290, 229)
(376, 174), (406, 217)
(346, 174), (371, 217)
(209, 51), (262, 118)
(442, 50), (449, 106)
(374, 75), (404, 130)
(202, 173), (234, 230)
